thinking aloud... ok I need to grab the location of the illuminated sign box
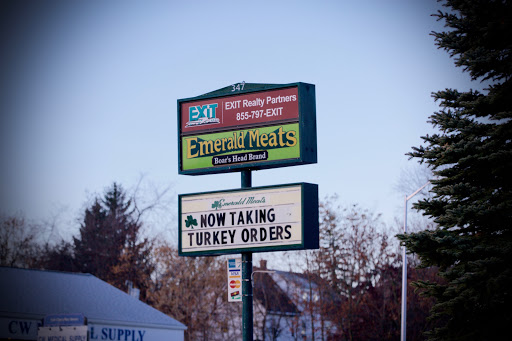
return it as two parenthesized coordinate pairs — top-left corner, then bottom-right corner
(178, 183), (319, 256)
(178, 82), (316, 175)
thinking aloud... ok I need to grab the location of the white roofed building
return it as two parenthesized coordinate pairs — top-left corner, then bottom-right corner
(0, 267), (186, 341)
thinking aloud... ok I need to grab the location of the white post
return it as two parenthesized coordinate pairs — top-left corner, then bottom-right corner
(401, 181), (429, 341)
(401, 194), (408, 341)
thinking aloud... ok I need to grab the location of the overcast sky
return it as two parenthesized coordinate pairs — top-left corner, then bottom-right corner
(1, 1), (476, 243)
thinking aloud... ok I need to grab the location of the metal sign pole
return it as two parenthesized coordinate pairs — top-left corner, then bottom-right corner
(241, 170), (253, 341)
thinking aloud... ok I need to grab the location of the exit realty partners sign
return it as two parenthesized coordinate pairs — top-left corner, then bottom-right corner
(178, 183), (318, 256)
(178, 82), (316, 175)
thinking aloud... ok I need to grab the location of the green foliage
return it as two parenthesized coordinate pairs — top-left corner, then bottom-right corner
(397, 0), (512, 339)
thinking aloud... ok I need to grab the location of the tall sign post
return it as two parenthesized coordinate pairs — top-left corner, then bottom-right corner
(241, 170), (253, 341)
(177, 82), (318, 341)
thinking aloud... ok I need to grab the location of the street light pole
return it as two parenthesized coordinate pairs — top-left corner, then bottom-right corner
(401, 181), (429, 341)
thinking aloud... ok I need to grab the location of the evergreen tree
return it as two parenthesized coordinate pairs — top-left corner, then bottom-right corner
(398, 1), (512, 340)
(73, 183), (154, 300)
(73, 199), (110, 278)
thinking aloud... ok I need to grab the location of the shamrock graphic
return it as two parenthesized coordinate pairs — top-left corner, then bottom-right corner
(212, 201), (221, 210)
(185, 215), (198, 228)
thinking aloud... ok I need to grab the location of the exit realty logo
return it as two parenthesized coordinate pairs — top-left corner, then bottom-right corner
(185, 103), (220, 128)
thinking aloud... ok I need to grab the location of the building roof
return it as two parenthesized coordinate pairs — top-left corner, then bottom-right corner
(0, 267), (186, 330)
(253, 264), (300, 316)
(253, 272), (299, 315)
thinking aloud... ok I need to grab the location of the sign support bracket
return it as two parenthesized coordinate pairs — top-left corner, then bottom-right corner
(241, 169), (253, 341)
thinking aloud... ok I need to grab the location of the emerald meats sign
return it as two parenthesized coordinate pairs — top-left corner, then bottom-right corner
(178, 183), (318, 256)
(177, 82), (317, 175)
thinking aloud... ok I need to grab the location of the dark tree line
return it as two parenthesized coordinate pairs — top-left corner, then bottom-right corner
(1, 187), (438, 340)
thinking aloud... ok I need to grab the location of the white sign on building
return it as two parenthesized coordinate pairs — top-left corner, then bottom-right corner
(37, 326), (87, 341)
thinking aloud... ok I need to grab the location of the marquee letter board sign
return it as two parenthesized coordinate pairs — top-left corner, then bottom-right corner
(178, 183), (319, 256)
(177, 82), (317, 175)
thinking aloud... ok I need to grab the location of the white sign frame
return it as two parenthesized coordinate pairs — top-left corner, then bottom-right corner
(178, 183), (318, 256)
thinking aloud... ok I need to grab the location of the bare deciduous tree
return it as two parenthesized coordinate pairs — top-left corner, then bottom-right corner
(316, 198), (397, 340)
(0, 214), (41, 267)
(149, 243), (232, 341)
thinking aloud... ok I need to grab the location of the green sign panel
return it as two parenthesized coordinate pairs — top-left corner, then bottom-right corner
(178, 82), (316, 175)
(181, 123), (300, 171)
